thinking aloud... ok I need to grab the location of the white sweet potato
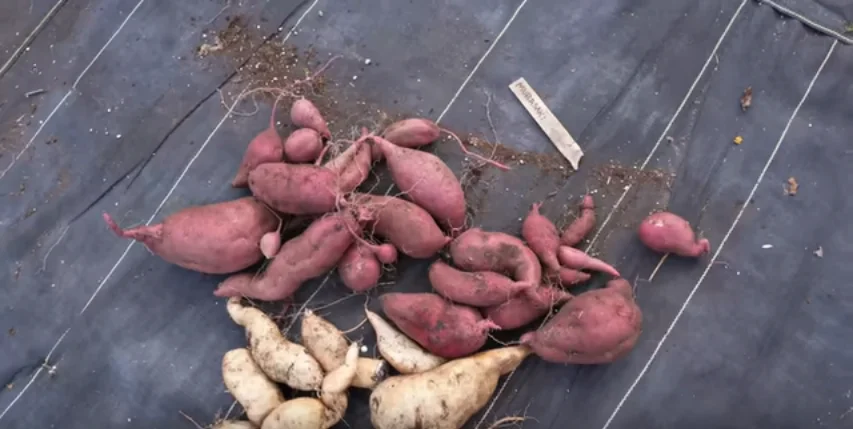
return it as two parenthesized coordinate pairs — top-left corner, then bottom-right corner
(221, 348), (284, 426)
(365, 309), (446, 374)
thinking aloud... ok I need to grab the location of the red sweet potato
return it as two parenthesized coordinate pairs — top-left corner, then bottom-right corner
(232, 98), (284, 188)
(520, 278), (642, 364)
(259, 231), (281, 259)
(330, 142), (372, 193)
(381, 292), (499, 359)
(290, 98), (331, 139)
(482, 285), (573, 330)
(546, 267), (591, 287)
(557, 246), (620, 277)
(371, 136), (466, 231)
(637, 211), (711, 257)
(284, 128), (324, 163)
(338, 243), (381, 293)
(381, 118), (440, 149)
(214, 212), (359, 301)
(349, 193), (450, 259)
(521, 202), (561, 272)
(428, 260), (533, 307)
(449, 228), (542, 287)
(560, 194), (596, 247)
(103, 197), (277, 274)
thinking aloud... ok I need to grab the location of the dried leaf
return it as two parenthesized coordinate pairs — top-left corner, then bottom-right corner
(740, 86), (752, 111)
(786, 177), (798, 196)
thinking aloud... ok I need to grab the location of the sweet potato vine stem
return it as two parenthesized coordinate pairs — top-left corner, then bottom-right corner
(440, 128), (510, 171)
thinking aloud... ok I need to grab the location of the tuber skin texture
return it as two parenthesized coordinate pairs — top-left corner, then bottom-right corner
(291, 98), (331, 139)
(232, 97), (284, 188)
(366, 309), (447, 375)
(337, 243), (382, 293)
(221, 348), (284, 426)
(449, 228), (542, 288)
(483, 285), (574, 330)
(560, 194), (596, 247)
(284, 128), (324, 163)
(381, 292), (500, 359)
(369, 346), (530, 429)
(557, 245), (620, 277)
(215, 212), (360, 301)
(521, 278), (642, 364)
(103, 197), (277, 274)
(637, 211), (711, 257)
(428, 260), (533, 307)
(226, 298), (324, 390)
(349, 193), (450, 259)
(371, 136), (466, 232)
(521, 202), (562, 272)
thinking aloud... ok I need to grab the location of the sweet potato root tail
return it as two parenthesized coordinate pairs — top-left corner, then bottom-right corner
(438, 128), (511, 171)
(214, 273), (255, 298)
(696, 238), (711, 255)
(102, 213), (162, 243)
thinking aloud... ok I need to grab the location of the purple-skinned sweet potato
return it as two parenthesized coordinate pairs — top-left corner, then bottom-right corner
(637, 211), (711, 257)
(449, 228), (542, 288)
(381, 292), (499, 359)
(349, 193), (450, 259)
(482, 285), (573, 330)
(103, 197), (277, 274)
(428, 261), (532, 307)
(214, 211), (359, 301)
(520, 278), (642, 364)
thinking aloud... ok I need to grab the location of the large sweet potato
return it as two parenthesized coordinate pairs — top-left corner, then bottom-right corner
(350, 193), (450, 259)
(449, 228), (542, 287)
(103, 197), (277, 274)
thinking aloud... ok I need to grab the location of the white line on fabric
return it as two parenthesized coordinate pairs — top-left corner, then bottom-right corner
(0, 90), (72, 180)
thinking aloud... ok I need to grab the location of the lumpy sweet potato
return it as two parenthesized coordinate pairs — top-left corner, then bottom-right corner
(338, 243), (381, 293)
(371, 136), (466, 231)
(232, 98), (284, 188)
(428, 260), (532, 307)
(381, 292), (499, 359)
(350, 193), (450, 259)
(560, 194), (596, 247)
(214, 212), (359, 301)
(103, 197), (277, 274)
(483, 285), (573, 330)
(637, 211), (711, 257)
(449, 228), (542, 287)
(521, 278), (642, 364)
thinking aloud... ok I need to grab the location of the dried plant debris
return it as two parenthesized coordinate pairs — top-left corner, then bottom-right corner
(465, 136), (573, 178)
(785, 177), (798, 196)
(740, 86), (752, 111)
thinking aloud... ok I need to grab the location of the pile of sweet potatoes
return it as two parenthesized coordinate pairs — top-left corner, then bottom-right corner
(103, 96), (713, 428)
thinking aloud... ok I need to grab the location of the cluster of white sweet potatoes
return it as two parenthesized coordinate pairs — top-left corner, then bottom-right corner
(103, 96), (712, 429)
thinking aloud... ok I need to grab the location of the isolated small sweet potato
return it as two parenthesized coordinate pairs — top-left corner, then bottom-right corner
(637, 211), (711, 257)
(428, 260), (532, 307)
(232, 98), (284, 188)
(103, 197), (277, 274)
(561, 194), (596, 247)
(483, 285), (573, 330)
(291, 98), (331, 139)
(449, 228), (542, 287)
(381, 292), (499, 359)
(215, 212), (359, 301)
(350, 193), (450, 259)
(284, 128), (324, 163)
(371, 136), (466, 231)
(521, 278), (642, 364)
(521, 202), (562, 272)
(338, 243), (382, 293)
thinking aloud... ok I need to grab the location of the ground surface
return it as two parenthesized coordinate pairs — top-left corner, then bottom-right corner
(1, 0), (852, 428)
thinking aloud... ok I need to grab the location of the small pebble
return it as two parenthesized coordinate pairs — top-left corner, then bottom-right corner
(364, 58), (372, 65)
(352, 75), (358, 81)
(762, 244), (773, 249)
(318, 10), (324, 17)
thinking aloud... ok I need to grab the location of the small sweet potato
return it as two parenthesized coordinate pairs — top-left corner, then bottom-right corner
(349, 193), (450, 259)
(284, 128), (324, 163)
(232, 98), (284, 188)
(366, 310), (447, 375)
(483, 285), (573, 330)
(222, 348), (284, 426)
(103, 197), (277, 274)
(381, 292), (499, 359)
(557, 245), (620, 277)
(291, 98), (331, 139)
(560, 194), (596, 247)
(259, 231), (282, 259)
(428, 260), (532, 307)
(382, 118), (440, 148)
(215, 212), (359, 301)
(338, 243), (381, 293)
(637, 211), (711, 257)
(521, 278), (642, 364)
(521, 202), (562, 272)
(449, 228), (542, 287)
(371, 136), (466, 231)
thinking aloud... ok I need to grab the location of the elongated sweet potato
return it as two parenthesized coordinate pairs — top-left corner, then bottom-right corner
(483, 285), (573, 330)
(637, 211), (711, 257)
(557, 246), (620, 277)
(103, 197), (277, 274)
(291, 98), (331, 139)
(521, 202), (562, 272)
(215, 212), (359, 301)
(428, 260), (532, 307)
(366, 310), (447, 374)
(369, 346), (530, 429)
(232, 98), (284, 188)
(449, 228), (542, 287)
(561, 194), (596, 247)
(521, 278), (642, 364)
(284, 128), (324, 163)
(381, 118), (440, 149)
(349, 193), (450, 259)
(371, 136), (466, 231)
(381, 292), (499, 359)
